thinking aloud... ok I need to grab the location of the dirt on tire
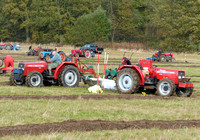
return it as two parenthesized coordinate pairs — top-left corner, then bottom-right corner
(0, 120), (200, 137)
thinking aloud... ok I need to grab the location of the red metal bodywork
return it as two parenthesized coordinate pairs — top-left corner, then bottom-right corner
(0, 43), (13, 46)
(119, 60), (193, 88)
(19, 58), (96, 79)
(0, 56), (14, 74)
(154, 52), (173, 58)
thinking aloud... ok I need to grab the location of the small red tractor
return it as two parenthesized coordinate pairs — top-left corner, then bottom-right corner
(146, 50), (175, 62)
(10, 57), (96, 87)
(0, 56), (14, 74)
(26, 46), (53, 56)
(107, 55), (193, 97)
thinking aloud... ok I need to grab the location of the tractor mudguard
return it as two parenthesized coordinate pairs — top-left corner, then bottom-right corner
(179, 82), (193, 88)
(53, 62), (78, 79)
(118, 65), (145, 85)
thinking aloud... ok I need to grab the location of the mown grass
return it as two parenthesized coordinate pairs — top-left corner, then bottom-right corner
(2, 128), (200, 140)
(1, 98), (200, 127)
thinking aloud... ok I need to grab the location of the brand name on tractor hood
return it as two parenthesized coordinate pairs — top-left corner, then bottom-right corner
(27, 65), (44, 67)
(157, 70), (175, 74)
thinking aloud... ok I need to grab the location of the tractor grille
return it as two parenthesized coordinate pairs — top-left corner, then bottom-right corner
(178, 71), (185, 80)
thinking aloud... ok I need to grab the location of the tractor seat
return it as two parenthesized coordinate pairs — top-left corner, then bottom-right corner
(123, 57), (132, 65)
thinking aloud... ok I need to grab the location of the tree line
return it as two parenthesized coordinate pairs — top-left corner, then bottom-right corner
(0, 0), (199, 52)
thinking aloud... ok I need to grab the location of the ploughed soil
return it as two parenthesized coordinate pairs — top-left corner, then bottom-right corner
(0, 81), (9, 86)
(0, 94), (178, 100)
(0, 120), (200, 137)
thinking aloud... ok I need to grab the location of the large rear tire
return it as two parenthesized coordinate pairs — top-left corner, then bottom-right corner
(5, 44), (12, 50)
(58, 65), (80, 87)
(156, 78), (175, 96)
(25, 71), (43, 87)
(159, 55), (166, 62)
(58, 51), (67, 62)
(116, 68), (140, 94)
(10, 72), (24, 86)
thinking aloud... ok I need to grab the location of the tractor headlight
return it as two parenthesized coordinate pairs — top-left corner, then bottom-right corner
(18, 64), (25, 70)
(178, 71), (185, 79)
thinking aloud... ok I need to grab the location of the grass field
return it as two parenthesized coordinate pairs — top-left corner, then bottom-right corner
(0, 43), (200, 139)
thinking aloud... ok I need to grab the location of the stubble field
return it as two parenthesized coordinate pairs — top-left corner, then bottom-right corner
(0, 43), (200, 139)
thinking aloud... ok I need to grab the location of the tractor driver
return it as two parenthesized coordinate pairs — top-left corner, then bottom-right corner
(46, 51), (62, 75)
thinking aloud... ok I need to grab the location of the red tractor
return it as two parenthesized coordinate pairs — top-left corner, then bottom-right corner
(147, 50), (175, 62)
(0, 56), (14, 74)
(10, 58), (96, 87)
(114, 56), (193, 97)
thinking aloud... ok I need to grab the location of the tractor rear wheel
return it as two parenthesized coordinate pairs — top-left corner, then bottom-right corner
(171, 58), (175, 62)
(9, 72), (24, 86)
(84, 50), (91, 58)
(5, 44), (12, 50)
(159, 55), (166, 62)
(58, 65), (80, 87)
(116, 68), (140, 94)
(25, 71), (43, 87)
(176, 82), (193, 97)
(156, 78), (175, 96)
(58, 51), (67, 62)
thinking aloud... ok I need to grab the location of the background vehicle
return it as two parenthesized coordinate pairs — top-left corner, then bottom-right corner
(71, 44), (104, 58)
(0, 43), (22, 51)
(26, 46), (53, 56)
(40, 51), (69, 62)
(0, 56), (14, 74)
(146, 50), (175, 62)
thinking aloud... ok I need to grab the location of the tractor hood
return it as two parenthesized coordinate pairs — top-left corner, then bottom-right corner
(19, 62), (47, 66)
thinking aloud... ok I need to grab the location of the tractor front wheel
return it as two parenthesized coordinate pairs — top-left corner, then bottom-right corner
(84, 50), (91, 58)
(25, 71), (43, 87)
(9, 72), (24, 86)
(156, 78), (175, 96)
(58, 65), (80, 87)
(116, 68), (140, 94)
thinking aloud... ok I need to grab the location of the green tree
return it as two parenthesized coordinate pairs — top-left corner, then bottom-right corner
(153, 0), (200, 51)
(69, 7), (111, 46)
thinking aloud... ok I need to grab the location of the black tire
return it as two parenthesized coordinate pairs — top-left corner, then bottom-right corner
(5, 44), (12, 50)
(159, 55), (166, 62)
(176, 82), (193, 97)
(156, 78), (175, 96)
(58, 51), (67, 62)
(9, 72), (24, 86)
(25, 71), (43, 87)
(58, 65), (80, 87)
(116, 68), (140, 94)
(171, 58), (175, 62)
(84, 50), (91, 58)
(0, 59), (3, 67)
